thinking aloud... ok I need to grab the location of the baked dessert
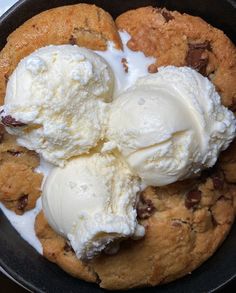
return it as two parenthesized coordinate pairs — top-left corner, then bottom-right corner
(0, 3), (235, 291)
(116, 7), (236, 108)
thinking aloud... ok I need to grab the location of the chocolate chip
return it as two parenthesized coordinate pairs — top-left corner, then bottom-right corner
(64, 242), (74, 253)
(212, 176), (224, 190)
(137, 194), (156, 219)
(185, 189), (202, 209)
(69, 35), (76, 45)
(185, 41), (211, 76)
(7, 150), (21, 156)
(17, 194), (28, 211)
(121, 58), (129, 73)
(161, 9), (174, 22)
(1, 115), (26, 127)
(148, 64), (158, 73)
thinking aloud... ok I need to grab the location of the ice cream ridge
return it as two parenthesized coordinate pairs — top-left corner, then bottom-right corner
(1, 42), (235, 260)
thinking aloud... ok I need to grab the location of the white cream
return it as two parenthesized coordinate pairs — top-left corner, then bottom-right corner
(0, 198), (43, 254)
(35, 155), (55, 186)
(96, 31), (155, 96)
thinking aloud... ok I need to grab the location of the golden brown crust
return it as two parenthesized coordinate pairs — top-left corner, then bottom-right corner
(35, 175), (235, 289)
(0, 127), (42, 214)
(0, 3), (122, 105)
(116, 7), (236, 108)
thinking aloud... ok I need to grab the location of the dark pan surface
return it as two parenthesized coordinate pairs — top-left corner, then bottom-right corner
(0, 1), (236, 292)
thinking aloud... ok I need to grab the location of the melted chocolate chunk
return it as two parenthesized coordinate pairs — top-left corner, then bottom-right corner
(17, 194), (28, 211)
(185, 189), (202, 209)
(161, 10), (174, 22)
(186, 41), (211, 76)
(137, 194), (156, 219)
(1, 115), (26, 127)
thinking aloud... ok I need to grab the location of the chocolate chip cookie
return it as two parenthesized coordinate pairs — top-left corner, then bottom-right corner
(116, 7), (236, 108)
(0, 126), (42, 214)
(1, 4), (236, 290)
(35, 171), (235, 289)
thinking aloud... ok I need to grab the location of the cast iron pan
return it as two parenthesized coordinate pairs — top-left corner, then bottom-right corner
(0, 1), (235, 292)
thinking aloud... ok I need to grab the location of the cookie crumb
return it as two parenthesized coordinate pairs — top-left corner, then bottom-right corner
(121, 58), (129, 73)
(161, 9), (174, 22)
(148, 64), (158, 73)
(69, 35), (77, 45)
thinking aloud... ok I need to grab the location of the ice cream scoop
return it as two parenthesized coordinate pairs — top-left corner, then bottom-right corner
(42, 153), (144, 260)
(106, 66), (236, 186)
(0, 45), (114, 166)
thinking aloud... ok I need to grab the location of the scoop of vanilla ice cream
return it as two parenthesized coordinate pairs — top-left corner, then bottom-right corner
(106, 66), (236, 186)
(42, 153), (144, 260)
(1, 45), (114, 166)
